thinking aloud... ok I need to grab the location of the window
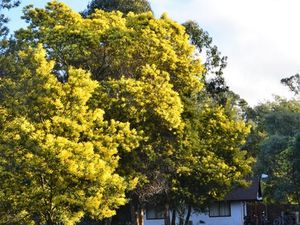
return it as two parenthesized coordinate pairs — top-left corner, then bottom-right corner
(146, 207), (164, 220)
(209, 201), (231, 217)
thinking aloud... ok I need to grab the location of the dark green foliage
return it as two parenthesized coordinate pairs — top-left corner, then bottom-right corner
(0, 0), (20, 37)
(254, 99), (300, 205)
(183, 20), (227, 78)
(264, 111), (300, 136)
(281, 74), (300, 96)
(293, 133), (300, 172)
(83, 0), (152, 16)
(183, 20), (249, 113)
(183, 21), (228, 96)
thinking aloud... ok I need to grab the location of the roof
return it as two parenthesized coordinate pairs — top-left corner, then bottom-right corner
(224, 178), (262, 202)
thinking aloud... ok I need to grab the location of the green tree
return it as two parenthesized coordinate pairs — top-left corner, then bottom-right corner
(168, 97), (252, 225)
(0, 0), (21, 37)
(183, 20), (249, 116)
(289, 132), (300, 208)
(254, 98), (300, 205)
(182, 21), (227, 102)
(183, 21), (227, 78)
(281, 73), (300, 96)
(0, 45), (140, 225)
(83, 0), (152, 16)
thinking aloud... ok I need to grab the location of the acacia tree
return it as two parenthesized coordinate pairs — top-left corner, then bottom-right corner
(83, 0), (238, 108)
(14, 3), (202, 224)
(81, 2), (252, 224)
(0, 45), (140, 225)
(11, 2), (253, 225)
(166, 96), (252, 225)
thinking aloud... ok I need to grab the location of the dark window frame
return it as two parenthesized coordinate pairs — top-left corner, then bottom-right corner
(146, 207), (164, 220)
(209, 201), (231, 217)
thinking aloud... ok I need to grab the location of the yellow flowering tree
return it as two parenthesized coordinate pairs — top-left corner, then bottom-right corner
(10, 2), (254, 225)
(171, 102), (253, 224)
(15, 2), (203, 223)
(0, 45), (140, 225)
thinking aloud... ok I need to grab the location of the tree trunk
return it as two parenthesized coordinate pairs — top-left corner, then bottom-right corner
(292, 165), (300, 212)
(179, 217), (184, 225)
(295, 189), (300, 212)
(171, 209), (176, 225)
(184, 205), (192, 225)
(136, 209), (140, 225)
(104, 218), (112, 225)
(138, 207), (145, 225)
(46, 219), (55, 225)
(164, 202), (170, 225)
(45, 212), (55, 225)
(178, 209), (184, 225)
(130, 201), (137, 225)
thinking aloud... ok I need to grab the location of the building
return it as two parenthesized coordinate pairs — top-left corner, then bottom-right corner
(145, 178), (262, 225)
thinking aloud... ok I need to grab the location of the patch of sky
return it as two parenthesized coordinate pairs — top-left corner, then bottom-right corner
(6, 0), (90, 34)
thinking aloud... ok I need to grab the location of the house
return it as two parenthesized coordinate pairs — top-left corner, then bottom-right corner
(145, 178), (262, 225)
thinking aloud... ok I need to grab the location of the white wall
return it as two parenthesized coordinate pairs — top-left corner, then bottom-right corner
(145, 202), (246, 225)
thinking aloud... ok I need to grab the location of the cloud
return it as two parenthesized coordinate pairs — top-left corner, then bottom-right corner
(7, 0), (298, 106)
(151, 0), (298, 105)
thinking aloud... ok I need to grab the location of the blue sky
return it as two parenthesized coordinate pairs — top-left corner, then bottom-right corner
(6, 1), (90, 31)
(6, 0), (298, 106)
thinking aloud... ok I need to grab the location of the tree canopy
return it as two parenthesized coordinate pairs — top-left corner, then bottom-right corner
(83, 0), (152, 16)
(0, 45), (140, 225)
(281, 74), (300, 96)
(0, 2), (254, 225)
(0, 0), (20, 37)
(253, 98), (300, 206)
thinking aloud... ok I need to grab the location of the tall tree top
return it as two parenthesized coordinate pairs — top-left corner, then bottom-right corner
(0, 0), (20, 36)
(83, 0), (152, 16)
(281, 73), (300, 96)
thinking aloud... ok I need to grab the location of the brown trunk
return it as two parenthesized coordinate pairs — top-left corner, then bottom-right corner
(164, 202), (170, 225)
(135, 206), (145, 225)
(136, 210), (140, 225)
(171, 209), (176, 225)
(138, 207), (145, 225)
(184, 205), (192, 225)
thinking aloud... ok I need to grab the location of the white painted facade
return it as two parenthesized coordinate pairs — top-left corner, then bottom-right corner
(145, 201), (247, 225)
